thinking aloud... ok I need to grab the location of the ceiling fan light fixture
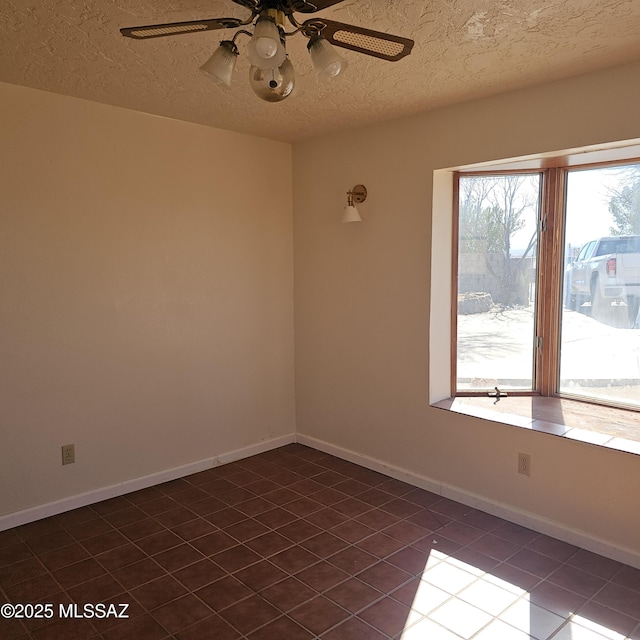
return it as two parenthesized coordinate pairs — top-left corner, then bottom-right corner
(120, 2), (415, 102)
(249, 57), (295, 102)
(308, 36), (348, 79)
(246, 17), (286, 69)
(200, 40), (238, 86)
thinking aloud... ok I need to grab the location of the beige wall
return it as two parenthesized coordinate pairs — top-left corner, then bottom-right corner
(3, 58), (640, 556)
(293, 60), (640, 556)
(0, 82), (295, 516)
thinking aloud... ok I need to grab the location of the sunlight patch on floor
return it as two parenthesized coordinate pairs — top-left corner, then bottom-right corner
(398, 550), (623, 640)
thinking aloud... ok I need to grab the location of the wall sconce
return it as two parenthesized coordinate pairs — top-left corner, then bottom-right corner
(342, 184), (367, 223)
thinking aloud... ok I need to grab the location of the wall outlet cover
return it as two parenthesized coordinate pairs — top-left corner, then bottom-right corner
(62, 444), (75, 465)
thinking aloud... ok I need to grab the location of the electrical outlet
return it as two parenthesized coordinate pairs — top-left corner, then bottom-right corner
(518, 452), (531, 476)
(62, 444), (75, 465)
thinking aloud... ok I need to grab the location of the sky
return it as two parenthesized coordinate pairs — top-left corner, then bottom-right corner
(510, 167), (626, 252)
(460, 166), (637, 254)
(564, 168), (620, 247)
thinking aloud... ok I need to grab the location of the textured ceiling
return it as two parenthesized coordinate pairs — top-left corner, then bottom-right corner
(1, 0), (640, 142)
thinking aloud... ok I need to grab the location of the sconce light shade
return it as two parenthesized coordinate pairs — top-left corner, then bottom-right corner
(200, 41), (239, 86)
(342, 204), (362, 223)
(246, 17), (286, 70)
(308, 37), (348, 80)
(342, 184), (367, 223)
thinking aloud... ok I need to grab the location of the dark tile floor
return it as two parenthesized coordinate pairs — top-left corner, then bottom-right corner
(1, 444), (639, 639)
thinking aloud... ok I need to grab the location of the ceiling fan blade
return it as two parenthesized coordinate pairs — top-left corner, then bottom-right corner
(230, 0), (258, 9)
(288, 0), (345, 13)
(303, 18), (414, 61)
(120, 17), (244, 40)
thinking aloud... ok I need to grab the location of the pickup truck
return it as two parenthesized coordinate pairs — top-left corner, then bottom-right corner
(565, 235), (640, 321)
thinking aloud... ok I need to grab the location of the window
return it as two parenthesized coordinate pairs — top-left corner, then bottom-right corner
(456, 173), (542, 392)
(454, 160), (640, 410)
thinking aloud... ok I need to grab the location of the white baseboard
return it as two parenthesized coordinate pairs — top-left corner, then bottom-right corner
(0, 433), (295, 532)
(296, 433), (640, 570)
(5, 430), (639, 571)
(217, 434), (295, 465)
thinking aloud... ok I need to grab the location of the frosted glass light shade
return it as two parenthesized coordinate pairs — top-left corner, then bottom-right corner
(308, 37), (348, 80)
(200, 41), (238, 86)
(342, 204), (362, 223)
(249, 57), (295, 102)
(247, 18), (286, 70)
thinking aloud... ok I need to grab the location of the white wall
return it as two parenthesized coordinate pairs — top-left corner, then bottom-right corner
(0, 82), (295, 516)
(293, 60), (640, 558)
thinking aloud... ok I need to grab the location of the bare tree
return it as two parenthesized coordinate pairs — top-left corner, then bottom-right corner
(458, 176), (499, 253)
(487, 176), (537, 303)
(459, 174), (539, 306)
(607, 166), (640, 235)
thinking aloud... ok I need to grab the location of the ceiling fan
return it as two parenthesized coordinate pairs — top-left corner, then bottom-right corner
(120, 0), (414, 102)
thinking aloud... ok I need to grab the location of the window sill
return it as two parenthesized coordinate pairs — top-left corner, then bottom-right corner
(432, 395), (640, 456)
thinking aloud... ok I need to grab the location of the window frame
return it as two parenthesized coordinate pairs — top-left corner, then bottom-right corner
(451, 159), (640, 411)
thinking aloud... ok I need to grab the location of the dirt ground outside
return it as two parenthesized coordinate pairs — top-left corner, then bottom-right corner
(457, 303), (640, 406)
